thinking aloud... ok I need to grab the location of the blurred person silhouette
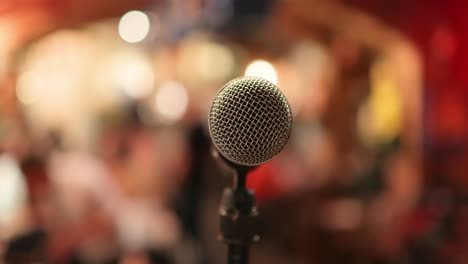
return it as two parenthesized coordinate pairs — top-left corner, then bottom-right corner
(42, 128), (119, 263)
(243, 30), (423, 264)
(96, 106), (187, 264)
(394, 24), (468, 264)
(0, 71), (52, 263)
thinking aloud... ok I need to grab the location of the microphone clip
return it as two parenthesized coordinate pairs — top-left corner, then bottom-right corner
(219, 187), (260, 245)
(218, 169), (260, 264)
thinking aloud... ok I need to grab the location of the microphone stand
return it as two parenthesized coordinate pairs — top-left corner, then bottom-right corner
(219, 167), (259, 264)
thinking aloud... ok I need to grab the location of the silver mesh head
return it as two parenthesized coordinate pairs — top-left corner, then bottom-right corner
(209, 76), (292, 166)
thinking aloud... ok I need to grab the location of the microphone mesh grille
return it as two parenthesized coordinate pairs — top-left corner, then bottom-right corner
(209, 77), (292, 166)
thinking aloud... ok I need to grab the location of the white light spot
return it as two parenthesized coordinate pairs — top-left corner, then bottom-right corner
(244, 59), (278, 85)
(118, 11), (150, 43)
(16, 71), (41, 105)
(119, 64), (154, 99)
(154, 81), (189, 122)
(109, 52), (155, 99)
(0, 155), (28, 227)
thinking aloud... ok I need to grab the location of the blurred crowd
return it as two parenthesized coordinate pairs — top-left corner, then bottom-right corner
(0, 0), (467, 264)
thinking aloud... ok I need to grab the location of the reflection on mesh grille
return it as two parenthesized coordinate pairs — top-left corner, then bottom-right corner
(209, 77), (292, 166)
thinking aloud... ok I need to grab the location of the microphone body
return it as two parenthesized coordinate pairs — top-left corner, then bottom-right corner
(209, 76), (292, 167)
(208, 77), (292, 264)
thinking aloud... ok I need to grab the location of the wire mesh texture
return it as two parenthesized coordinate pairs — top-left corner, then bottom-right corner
(209, 77), (292, 166)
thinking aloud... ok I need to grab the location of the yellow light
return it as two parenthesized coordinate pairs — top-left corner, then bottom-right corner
(244, 60), (278, 85)
(154, 81), (189, 122)
(369, 61), (402, 142)
(118, 11), (150, 43)
(358, 60), (402, 146)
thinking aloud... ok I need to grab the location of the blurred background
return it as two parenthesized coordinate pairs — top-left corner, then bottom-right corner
(0, 0), (466, 263)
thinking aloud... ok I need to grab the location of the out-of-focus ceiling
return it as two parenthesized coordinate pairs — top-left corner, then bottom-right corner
(0, 0), (150, 54)
(3, 0), (468, 86)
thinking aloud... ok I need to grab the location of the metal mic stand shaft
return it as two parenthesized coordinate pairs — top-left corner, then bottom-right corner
(219, 168), (259, 264)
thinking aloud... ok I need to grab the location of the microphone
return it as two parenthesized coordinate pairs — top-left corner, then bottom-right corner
(208, 76), (292, 264)
(209, 76), (292, 168)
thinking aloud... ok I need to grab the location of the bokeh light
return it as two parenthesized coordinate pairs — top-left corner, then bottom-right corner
(107, 51), (155, 99)
(154, 81), (189, 122)
(369, 60), (402, 142)
(2, 4), (427, 263)
(357, 60), (403, 146)
(118, 11), (150, 43)
(0, 155), (28, 234)
(16, 71), (41, 105)
(177, 37), (236, 85)
(244, 59), (278, 85)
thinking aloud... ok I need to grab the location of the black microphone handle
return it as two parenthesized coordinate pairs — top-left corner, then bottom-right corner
(228, 244), (249, 264)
